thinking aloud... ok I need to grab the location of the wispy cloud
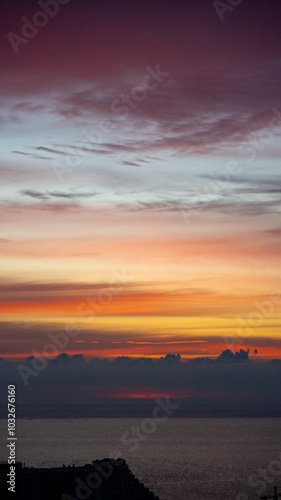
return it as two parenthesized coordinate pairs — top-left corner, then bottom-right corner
(20, 189), (98, 201)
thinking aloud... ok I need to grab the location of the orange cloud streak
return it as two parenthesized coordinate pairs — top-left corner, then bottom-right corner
(0, 289), (280, 317)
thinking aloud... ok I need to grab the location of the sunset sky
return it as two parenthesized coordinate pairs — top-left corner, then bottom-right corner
(1, 0), (281, 361)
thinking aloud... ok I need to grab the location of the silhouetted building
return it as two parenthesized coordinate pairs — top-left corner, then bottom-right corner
(0, 460), (160, 500)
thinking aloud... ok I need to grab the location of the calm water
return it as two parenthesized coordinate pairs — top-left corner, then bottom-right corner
(0, 418), (281, 500)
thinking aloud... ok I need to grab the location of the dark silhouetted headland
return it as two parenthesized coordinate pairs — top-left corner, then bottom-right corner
(0, 460), (160, 500)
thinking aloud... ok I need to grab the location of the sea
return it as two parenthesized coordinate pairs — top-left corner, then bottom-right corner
(0, 418), (281, 500)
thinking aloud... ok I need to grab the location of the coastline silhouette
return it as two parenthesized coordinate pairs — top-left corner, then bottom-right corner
(0, 459), (160, 500)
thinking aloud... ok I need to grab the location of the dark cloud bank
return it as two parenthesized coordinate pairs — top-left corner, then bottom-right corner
(0, 350), (281, 417)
